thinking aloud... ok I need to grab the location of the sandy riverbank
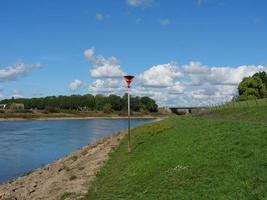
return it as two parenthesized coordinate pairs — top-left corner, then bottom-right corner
(0, 131), (126, 200)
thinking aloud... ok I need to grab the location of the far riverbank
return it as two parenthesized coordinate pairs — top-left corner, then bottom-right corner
(0, 111), (167, 121)
(0, 116), (162, 122)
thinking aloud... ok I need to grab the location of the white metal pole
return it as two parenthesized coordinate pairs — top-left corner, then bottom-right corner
(127, 87), (131, 152)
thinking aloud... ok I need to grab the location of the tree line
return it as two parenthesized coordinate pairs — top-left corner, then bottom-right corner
(0, 94), (158, 112)
(235, 71), (267, 101)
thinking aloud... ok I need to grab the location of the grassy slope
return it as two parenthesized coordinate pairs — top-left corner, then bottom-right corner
(203, 99), (267, 123)
(200, 104), (267, 123)
(85, 106), (267, 199)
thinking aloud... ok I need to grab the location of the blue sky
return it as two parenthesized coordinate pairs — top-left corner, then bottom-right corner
(0, 0), (267, 106)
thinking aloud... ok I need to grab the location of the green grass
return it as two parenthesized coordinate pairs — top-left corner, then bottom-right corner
(84, 105), (267, 199)
(202, 103), (267, 123)
(60, 192), (74, 200)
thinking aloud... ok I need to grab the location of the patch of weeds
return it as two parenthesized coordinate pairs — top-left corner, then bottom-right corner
(81, 149), (88, 156)
(60, 192), (73, 200)
(70, 155), (78, 162)
(65, 166), (71, 172)
(69, 175), (77, 181)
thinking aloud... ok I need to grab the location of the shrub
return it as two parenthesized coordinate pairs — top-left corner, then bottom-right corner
(69, 175), (77, 181)
(44, 106), (60, 113)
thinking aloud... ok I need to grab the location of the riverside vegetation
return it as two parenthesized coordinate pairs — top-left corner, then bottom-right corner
(0, 94), (158, 112)
(0, 94), (159, 119)
(84, 101), (267, 199)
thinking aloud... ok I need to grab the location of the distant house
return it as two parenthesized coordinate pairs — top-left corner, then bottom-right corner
(10, 103), (25, 110)
(0, 104), (7, 109)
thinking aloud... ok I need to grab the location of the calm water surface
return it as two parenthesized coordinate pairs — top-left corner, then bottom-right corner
(0, 118), (154, 183)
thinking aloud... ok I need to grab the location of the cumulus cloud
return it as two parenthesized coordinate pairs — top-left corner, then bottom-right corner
(96, 13), (104, 21)
(138, 63), (182, 87)
(134, 61), (267, 106)
(167, 82), (184, 94)
(69, 79), (82, 91)
(90, 56), (125, 78)
(126, 0), (153, 8)
(88, 79), (124, 94)
(81, 47), (267, 106)
(0, 61), (41, 82)
(182, 61), (209, 74)
(185, 62), (267, 86)
(159, 19), (171, 26)
(84, 48), (125, 78)
(84, 48), (95, 59)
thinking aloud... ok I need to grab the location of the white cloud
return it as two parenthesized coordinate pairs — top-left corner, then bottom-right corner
(89, 55), (125, 78)
(88, 79), (124, 94)
(186, 63), (267, 86)
(82, 47), (267, 107)
(96, 13), (104, 21)
(138, 63), (182, 87)
(182, 61), (209, 74)
(0, 61), (41, 82)
(69, 79), (82, 91)
(134, 61), (267, 106)
(126, 0), (153, 8)
(84, 48), (125, 78)
(167, 82), (184, 94)
(84, 48), (95, 59)
(159, 19), (171, 26)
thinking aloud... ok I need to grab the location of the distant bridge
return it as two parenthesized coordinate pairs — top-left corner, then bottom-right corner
(169, 107), (208, 114)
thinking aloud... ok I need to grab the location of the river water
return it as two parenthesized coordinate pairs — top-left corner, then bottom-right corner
(0, 118), (154, 183)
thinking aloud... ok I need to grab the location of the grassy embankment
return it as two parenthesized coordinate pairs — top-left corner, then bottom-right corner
(199, 98), (267, 124)
(84, 101), (267, 199)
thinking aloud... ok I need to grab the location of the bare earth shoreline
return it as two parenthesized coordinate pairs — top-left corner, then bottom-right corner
(0, 131), (126, 200)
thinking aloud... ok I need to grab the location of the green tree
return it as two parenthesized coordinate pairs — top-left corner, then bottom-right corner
(253, 71), (267, 88)
(94, 94), (108, 110)
(108, 95), (122, 111)
(103, 103), (113, 113)
(0, 93), (159, 113)
(238, 76), (267, 100)
(140, 96), (158, 112)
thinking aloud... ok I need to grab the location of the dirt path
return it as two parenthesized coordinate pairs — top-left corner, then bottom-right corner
(0, 131), (125, 200)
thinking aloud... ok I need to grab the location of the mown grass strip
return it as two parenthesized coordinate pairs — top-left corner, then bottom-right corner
(84, 115), (267, 199)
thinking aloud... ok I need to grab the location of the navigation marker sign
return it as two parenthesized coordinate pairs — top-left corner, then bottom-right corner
(123, 75), (135, 152)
